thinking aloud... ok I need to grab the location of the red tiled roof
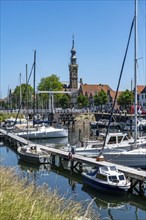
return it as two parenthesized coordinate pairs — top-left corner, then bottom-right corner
(80, 84), (121, 99)
(80, 84), (112, 95)
(137, 85), (146, 94)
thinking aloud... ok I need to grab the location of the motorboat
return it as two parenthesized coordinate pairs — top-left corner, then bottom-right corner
(17, 145), (52, 164)
(82, 165), (131, 192)
(15, 124), (68, 139)
(63, 131), (146, 157)
(124, 118), (144, 131)
(91, 119), (126, 132)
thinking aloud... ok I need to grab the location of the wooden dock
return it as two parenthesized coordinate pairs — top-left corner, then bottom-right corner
(0, 128), (146, 195)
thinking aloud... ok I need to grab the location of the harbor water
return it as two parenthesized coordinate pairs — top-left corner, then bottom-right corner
(0, 126), (146, 220)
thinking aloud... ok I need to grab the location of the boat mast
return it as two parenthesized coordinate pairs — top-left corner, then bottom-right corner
(26, 64), (29, 144)
(19, 73), (22, 107)
(33, 50), (36, 116)
(134, 0), (138, 147)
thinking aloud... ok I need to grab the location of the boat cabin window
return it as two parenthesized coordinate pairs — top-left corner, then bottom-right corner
(117, 136), (123, 143)
(109, 175), (119, 183)
(108, 137), (116, 144)
(91, 145), (99, 148)
(123, 135), (129, 141)
(100, 166), (109, 172)
(96, 173), (107, 181)
(109, 166), (116, 171)
(119, 175), (125, 180)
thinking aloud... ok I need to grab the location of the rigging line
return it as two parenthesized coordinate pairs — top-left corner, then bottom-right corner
(98, 18), (135, 156)
(21, 73), (28, 84)
(13, 62), (34, 126)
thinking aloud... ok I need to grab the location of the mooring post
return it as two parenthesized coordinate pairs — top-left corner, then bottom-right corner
(79, 129), (81, 142)
(70, 160), (74, 171)
(52, 155), (55, 165)
(139, 180), (144, 196)
(58, 156), (62, 166)
(83, 121), (85, 136)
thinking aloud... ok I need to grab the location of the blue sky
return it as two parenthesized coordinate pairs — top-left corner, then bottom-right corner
(1, 0), (146, 98)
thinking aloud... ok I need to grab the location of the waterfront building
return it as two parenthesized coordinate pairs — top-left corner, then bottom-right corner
(137, 85), (146, 111)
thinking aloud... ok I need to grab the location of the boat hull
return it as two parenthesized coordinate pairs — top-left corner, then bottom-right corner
(104, 153), (146, 169)
(17, 147), (51, 164)
(82, 173), (130, 192)
(16, 128), (68, 139)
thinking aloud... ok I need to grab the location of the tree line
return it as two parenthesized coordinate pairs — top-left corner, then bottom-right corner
(1, 74), (134, 111)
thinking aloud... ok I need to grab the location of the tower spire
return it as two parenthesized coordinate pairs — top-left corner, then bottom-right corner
(70, 34), (76, 64)
(72, 34), (74, 49)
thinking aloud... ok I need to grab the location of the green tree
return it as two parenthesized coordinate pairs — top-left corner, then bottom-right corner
(13, 84), (34, 108)
(117, 89), (134, 110)
(94, 90), (108, 110)
(58, 94), (70, 109)
(0, 101), (9, 109)
(38, 74), (63, 108)
(77, 94), (89, 108)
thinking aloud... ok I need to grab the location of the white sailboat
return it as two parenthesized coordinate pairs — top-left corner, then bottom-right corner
(15, 124), (68, 139)
(63, 0), (146, 168)
(101, 0), (146, 168)
(15, 52), (68, 140)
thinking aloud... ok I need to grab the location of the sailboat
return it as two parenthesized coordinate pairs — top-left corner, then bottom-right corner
(16, 65), (52, 164)
(100, 0), (146, 168)
(64, 0), (146, 168)
(15, 124), (68, 139)
(15, 51), (68, 139)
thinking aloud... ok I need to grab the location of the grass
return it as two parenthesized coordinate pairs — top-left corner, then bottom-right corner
(0, 166), (99, 220)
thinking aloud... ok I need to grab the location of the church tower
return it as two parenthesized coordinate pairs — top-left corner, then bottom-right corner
(69, 35), (78, 89)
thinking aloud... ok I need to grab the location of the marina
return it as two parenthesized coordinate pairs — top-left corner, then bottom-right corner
(0, 0), (146, 219)
(0, 133), (146, 220)
(0, 127), (146, 197)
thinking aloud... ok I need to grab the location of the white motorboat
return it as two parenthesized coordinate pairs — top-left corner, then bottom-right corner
(82, 165), (131, 192)
(17, 145), (51, 164)
(63, 131), (146, 157)
(15, 124), (68, 139)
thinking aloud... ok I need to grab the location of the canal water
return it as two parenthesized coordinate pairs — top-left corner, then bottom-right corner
(0, 127), (146, 220)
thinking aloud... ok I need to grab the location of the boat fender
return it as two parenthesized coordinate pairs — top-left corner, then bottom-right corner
(96, 155), (104, 161)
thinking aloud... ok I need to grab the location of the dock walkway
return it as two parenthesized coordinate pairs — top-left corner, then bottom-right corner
(39, 146), (146, 181)
(0, 128), (146, 195)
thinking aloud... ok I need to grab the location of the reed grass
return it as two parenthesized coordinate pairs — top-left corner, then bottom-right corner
(0, 167), (99, 220)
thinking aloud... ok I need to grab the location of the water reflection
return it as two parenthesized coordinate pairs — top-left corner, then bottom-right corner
(17, 158), (146, 217)
(32, 137), (69, 147)
(1, 127), (146, 220)
(82, 185), (146, 211)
